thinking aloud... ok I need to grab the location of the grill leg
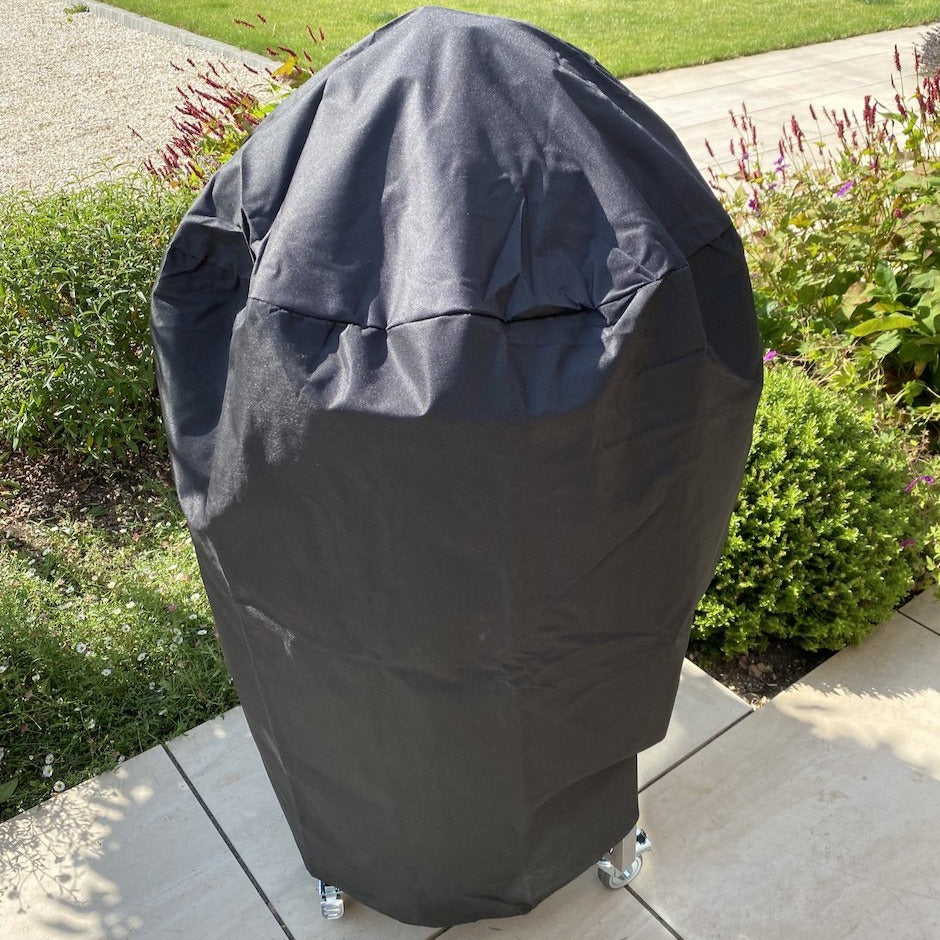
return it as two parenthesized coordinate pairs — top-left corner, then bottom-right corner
(596, 827), (652, 889)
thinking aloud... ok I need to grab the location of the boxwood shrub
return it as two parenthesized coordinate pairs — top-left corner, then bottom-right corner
(695, 362), (921, 656)
(0, 178), (189, 464)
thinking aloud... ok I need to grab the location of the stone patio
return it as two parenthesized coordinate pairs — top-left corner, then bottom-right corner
(3, 595), (938, 938)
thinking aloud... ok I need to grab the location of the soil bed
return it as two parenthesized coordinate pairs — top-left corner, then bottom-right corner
(687, 642), (834, 708)
(0, 446), (174, 531)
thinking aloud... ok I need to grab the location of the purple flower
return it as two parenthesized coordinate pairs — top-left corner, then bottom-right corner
(904, 475), (936, 493)
(763, 350), (778, 363)
(835, 180), (855, 197)
(899, 538), (917, 550)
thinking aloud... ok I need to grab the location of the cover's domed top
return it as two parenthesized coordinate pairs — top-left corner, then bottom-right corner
(217, 6), (731, 329)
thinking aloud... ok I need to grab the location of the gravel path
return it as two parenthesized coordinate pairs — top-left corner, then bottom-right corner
(0, 2), (264, 193)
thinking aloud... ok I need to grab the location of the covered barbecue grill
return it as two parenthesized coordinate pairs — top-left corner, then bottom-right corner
(151, 6), (762, 928)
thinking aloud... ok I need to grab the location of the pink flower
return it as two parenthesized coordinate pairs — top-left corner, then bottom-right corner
(763, 350), (778, 364)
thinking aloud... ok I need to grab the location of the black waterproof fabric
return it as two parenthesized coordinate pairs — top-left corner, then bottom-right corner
(152, 6), (762, 927)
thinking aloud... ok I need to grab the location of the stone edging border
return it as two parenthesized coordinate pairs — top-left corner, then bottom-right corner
(84, 1), (272, 69)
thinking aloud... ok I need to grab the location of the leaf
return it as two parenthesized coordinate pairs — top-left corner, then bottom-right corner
(892, 173), (929, 190)
(873, 262), (898, 298)
(909, 270), (940, 292)
(840, 281), (873, 318)
(907, 203), (940, 224)
(871, 331), (902, 358)
(870, 300), (909, 315)
(916, 300), (940, 335)
(0, 778), (19, 802)
(847, 314), (917, 337)
(788, 213), (814, 228)
(271, 56), (297, 78)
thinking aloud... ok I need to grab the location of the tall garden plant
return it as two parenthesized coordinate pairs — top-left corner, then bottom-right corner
(709, 48), (940, 421)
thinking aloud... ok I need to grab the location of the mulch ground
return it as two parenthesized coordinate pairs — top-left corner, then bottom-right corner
(0, 446), (174, 530)
(686, 642), (833, 708)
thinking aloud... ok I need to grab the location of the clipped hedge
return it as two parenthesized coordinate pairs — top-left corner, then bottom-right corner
(0, 178), (189, 464)
(695, 363), (921, 656)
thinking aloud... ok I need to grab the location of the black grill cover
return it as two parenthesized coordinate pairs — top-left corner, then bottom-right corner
(152, 6), (762, 927)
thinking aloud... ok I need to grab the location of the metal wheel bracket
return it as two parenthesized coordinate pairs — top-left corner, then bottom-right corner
(596, 827), (653, 889)
(317, 879), (345, 920)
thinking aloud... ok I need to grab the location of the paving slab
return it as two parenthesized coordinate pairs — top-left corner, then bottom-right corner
(628, 26), (925, 98)
(632, 612), (940, 940)
(166, 708), (437, 939)
(625, 25), (926, 169)
(638, 658), (751, 790)
(165, 659), (743, 937)
(899, 587), (940, 637)
(0, 745), (283, 940)
(439, 865), (672, 940)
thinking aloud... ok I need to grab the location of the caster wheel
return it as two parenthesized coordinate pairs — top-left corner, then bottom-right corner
(597, 854), (642, 889)
(317, 880), (345, 919)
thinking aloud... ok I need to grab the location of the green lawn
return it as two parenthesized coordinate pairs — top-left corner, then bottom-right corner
(102, 0), (940, 76)
(0, 465), (237, 822)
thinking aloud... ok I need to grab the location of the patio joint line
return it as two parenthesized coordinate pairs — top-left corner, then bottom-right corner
(625, 884), (685, 940)
(639, 709), (752, 794)
(161, 743), (298, 940)
(896, 608), (940, 638)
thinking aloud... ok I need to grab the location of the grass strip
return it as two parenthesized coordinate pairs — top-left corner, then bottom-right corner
(98, 0), (940, 77)
(0, 464), (236, 822)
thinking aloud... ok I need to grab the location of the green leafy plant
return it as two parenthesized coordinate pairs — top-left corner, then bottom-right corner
(695, 362), (925, 656)
(0, 179), (190, 464)
(708, 48), (940, 420)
